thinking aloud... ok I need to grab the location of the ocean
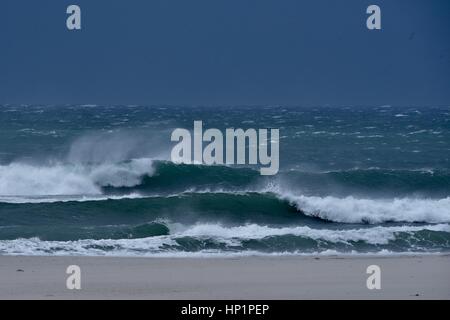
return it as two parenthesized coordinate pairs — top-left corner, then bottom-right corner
(0, 105), (449, 257)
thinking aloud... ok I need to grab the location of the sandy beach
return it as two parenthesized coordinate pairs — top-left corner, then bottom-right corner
(0, 254), (448, 300)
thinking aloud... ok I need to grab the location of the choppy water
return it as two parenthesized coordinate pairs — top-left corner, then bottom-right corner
(0, 105), (449, 256)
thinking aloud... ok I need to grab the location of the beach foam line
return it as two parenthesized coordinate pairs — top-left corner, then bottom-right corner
(0, 223), (448, 256)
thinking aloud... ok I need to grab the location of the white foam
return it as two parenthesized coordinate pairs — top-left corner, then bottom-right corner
(175, 223), (450, 245)
(0, 223), (448, 256)
(0, 158), (154, 196)
(279, 193), (450, 224)
(0, 193), (145, 204)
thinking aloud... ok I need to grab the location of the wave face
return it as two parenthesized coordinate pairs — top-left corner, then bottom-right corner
(3, 160), (449, 198)
(0, 105), (449, 256)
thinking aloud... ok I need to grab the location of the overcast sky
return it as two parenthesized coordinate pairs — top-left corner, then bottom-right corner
(0, 0), (449, 106)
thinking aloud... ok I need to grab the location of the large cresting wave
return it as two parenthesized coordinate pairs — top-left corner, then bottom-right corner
(1, 159), (449, 256)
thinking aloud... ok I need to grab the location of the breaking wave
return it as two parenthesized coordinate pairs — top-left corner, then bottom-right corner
(0, 222), (448, 256)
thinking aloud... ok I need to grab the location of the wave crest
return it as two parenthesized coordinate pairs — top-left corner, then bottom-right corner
(0, 158), (154, 196)
(282, 193), (450, 224)
(0, 223), (448, 256)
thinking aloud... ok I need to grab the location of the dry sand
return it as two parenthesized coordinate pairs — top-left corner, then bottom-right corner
(0, 255), (449, 299)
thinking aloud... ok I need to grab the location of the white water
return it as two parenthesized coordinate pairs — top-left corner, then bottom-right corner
(174, 223), (450, 244)
(0, 158), (154, 196)
(280, 193), (450, 224)
(0, 223), (448, 256)
(1, 160), (449, 225)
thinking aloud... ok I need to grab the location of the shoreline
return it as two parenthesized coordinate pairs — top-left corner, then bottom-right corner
(1, 251), (449, 259)
(0, 254), (449, 299)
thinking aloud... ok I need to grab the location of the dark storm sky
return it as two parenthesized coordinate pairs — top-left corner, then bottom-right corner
(0, 0), (449, 106)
